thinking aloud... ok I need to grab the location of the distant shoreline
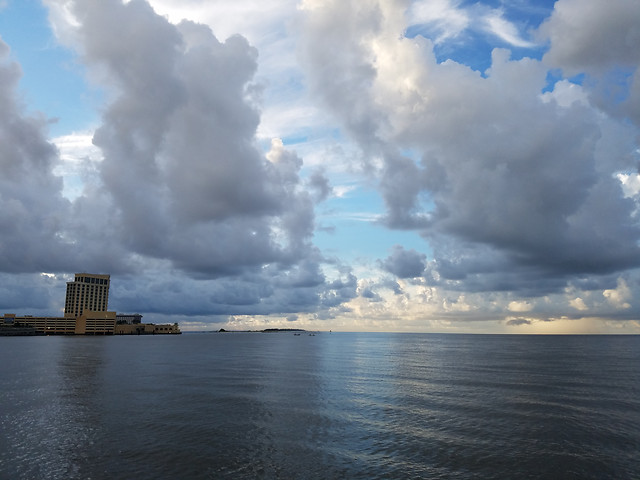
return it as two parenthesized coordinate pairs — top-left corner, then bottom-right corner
(216, 328), (307, 333)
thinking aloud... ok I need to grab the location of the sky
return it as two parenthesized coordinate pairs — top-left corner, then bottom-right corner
(1, 0), (639, 333)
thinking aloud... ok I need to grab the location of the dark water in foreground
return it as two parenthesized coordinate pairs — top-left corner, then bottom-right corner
(1, 333), (639, 479)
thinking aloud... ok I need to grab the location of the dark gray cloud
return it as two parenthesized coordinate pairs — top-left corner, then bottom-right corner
(539, 0), (640, 75)
(0, 38), (73, 273)
(306, 168), (332, 202)
(506, 318), (532, 326)
(0, 273), (65, 314)
(381, 245), (427, 278)
(107, 261), (357, 317)
(419, 96), (640, 278)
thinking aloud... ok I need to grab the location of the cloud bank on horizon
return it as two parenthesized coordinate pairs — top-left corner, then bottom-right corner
(0, 0), (639, 333)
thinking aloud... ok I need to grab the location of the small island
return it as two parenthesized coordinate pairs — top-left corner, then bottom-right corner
(218, 328), (307, 333)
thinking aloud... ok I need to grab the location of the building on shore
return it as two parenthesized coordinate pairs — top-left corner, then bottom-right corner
(2, 273), (180, 335)
(114, 322), (181, 335)
(0, 318), (41, 336)
(65, 273), (111, 318)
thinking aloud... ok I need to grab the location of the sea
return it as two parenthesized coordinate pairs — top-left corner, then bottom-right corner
(0, 332), (639, 479)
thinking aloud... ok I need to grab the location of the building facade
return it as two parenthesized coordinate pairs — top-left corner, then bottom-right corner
(65, 273), (111, 318)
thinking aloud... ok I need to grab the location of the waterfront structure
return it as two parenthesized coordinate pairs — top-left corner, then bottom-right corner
(114, 322), (181, 335)
(2, 273), (180, 335)
(65, 273), (111, 318)
(116, 313), (143, 324)
(2, 311), (117, 335)
(0, 315), (41, 335)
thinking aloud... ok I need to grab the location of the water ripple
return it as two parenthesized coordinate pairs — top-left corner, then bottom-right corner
(1, 334), (639, 479)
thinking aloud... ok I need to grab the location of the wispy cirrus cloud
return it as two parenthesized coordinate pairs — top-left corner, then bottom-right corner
(482, 10), (536, 48)
(408, 0), (470, 44)
(408, 0), (536, 49)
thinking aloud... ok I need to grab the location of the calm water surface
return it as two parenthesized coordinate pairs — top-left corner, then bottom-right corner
(1, 333), (639, 479)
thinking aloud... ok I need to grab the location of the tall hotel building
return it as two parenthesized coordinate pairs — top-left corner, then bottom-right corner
(64, 273), (111, 318)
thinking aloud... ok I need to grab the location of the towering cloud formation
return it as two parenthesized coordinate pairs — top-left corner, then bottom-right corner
(300, 0), (640, 299)
(60, 0), (311, 274)
(1, 0), (355, 318)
